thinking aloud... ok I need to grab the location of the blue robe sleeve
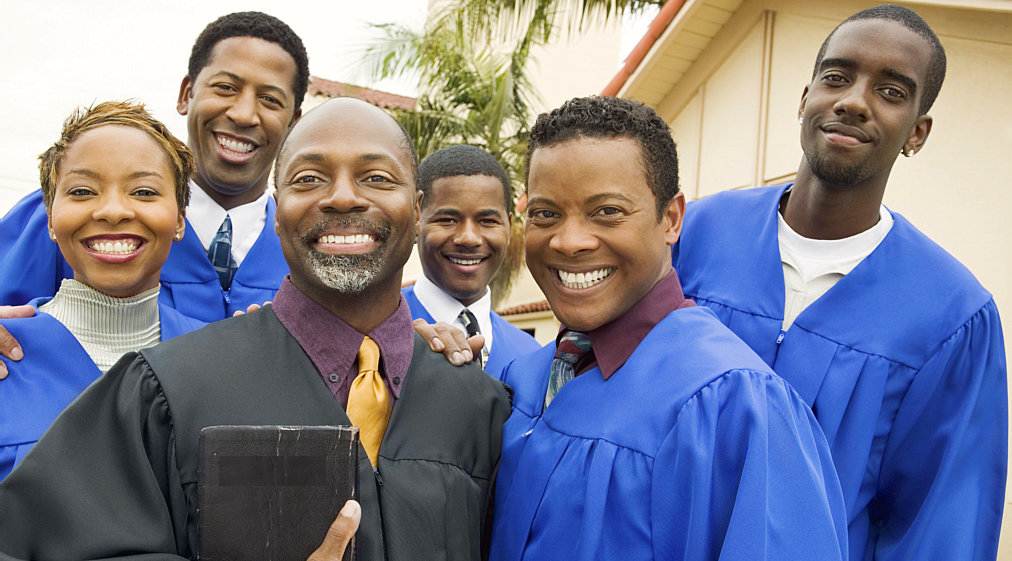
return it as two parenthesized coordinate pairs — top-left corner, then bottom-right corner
(651, 370), (849, 561)
(0, 353), (191, 559)
(0, 190), (74, 306)
(870, 299), (1007, 560)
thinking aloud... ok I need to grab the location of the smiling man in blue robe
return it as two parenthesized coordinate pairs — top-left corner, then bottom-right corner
(672, 5), (1007, 561)
(489, 96), (848, 561)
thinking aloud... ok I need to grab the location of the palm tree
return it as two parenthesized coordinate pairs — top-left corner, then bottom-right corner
(454, 0), (661, 43)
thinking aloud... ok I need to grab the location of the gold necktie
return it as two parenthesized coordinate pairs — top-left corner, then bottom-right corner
(346, 336), (390, 466)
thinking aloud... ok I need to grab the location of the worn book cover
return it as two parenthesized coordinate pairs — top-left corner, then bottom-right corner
(198, 425), (359, 561)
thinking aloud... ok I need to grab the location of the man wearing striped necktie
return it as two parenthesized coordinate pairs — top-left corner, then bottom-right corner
(404, 145), (540, 377)
(0, 98), (511, 561)
(490, 96), (848, 561)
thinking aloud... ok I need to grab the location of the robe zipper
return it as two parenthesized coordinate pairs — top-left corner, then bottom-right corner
(773, 329), (787, 363)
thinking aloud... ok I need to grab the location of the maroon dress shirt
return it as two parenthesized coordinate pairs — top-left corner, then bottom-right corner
(271, 277), (415, 407)
(565, 268), (695, 378)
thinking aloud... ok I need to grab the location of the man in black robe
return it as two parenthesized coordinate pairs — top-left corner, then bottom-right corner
(0, 98), (510, 561)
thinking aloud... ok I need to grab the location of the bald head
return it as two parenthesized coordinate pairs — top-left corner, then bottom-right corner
(275, 98), (417, 188)
(271, 97), (422, 329)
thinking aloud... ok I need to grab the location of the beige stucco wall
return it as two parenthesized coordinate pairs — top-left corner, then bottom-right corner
(630, 0), (1012, 553)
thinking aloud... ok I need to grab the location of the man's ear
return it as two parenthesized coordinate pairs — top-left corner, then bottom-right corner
(662, 192), (686, 246)
(176, 76), (193, 116)
(904, 115), (933, 156)
(273, 192), (281, 235)
(798, 84), (810, 123)
(414, 191), (423, 238)
(289, 108), (302, 127)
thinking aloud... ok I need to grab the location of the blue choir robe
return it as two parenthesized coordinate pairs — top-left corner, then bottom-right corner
(491, 306), (848, 561)
(0, 190), (74, 306)
(0, 190), (288, 322)
(673, 184), (1008, 561)
(0, 299), (205, 479)
(403, 284), (540, 378)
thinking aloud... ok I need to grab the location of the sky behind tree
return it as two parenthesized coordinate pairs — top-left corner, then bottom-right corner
(0, 0), (429, 210)
(0, 1), (653, 212)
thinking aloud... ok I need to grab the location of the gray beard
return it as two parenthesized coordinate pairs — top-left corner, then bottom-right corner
(307, 250), (385, 294)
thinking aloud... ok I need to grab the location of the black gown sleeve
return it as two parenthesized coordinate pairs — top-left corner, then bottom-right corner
(0, 352), (192, 560)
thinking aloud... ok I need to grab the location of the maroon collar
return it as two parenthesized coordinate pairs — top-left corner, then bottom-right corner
(271, 277), (415, 402)
(560, 269), (694, 380)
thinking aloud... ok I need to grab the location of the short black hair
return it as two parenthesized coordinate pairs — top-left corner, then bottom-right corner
(812, 4), (946, 115)
(418, 145), (513, 214)
(527, 96), (678, 220)
(188, 12), (310, 111)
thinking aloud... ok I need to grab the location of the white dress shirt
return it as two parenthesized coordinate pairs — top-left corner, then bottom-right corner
(412, 273), (494, 361)
(185, 180), (270, 266)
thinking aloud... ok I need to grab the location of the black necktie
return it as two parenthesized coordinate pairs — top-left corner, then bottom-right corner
(458, 309), (483, 366)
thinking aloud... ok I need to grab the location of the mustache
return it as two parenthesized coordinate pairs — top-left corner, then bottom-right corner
(300, 217), (391, 245)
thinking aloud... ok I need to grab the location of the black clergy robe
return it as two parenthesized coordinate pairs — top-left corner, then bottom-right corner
(0, 306), (510, 561)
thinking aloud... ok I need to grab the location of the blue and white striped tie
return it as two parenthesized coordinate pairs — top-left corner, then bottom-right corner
(207, 215), (238, 291)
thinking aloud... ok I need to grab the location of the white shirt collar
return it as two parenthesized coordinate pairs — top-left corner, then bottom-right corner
(412, 273), (494, 354)
(185, 180), (271, 266)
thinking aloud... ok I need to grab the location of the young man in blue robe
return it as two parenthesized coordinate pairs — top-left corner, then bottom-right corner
(0, 11), (306, 323)
(490, 96), (848, 561)
(672, 5), (1007, 560)
(404, 145), (539, 377)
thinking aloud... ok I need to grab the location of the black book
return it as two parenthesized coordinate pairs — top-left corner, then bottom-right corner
(198, 425), (359, 561)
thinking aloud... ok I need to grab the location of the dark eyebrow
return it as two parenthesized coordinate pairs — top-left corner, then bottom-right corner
(882, 67), (918, 95)
(64, 169), (163, 179)
(819, 57), (857, 72)
(289, 153), (326, 164)
(360, 153), (400, 165)
(430, 208), (505, 218)
(819, 57), (918, 94)
(63, 169), (100, 178)
(586, 192), (636, 206)
(526, 196), (555, 209)
(207, 71), (291, 101)
(526, 192), (636, 208)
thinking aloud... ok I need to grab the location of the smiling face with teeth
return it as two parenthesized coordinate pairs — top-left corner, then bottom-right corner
(273, 98), (419, 333)
(177, 36), (300, 210)
(525, 136), (684, 332)
(48, 125), (186, 298)
(418, 174), (509, 306)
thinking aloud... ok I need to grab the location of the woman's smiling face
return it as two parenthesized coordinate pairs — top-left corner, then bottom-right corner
(48, 124), (184, 298)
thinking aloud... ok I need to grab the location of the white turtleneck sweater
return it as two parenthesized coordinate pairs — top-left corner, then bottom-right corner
(39, 279), (161, 372)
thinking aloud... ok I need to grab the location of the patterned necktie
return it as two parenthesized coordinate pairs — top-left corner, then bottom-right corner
(207, 215), (238, 291)
(458, 309), (485, 367)
(545, 330), (593, 409)
(346, 336), (390, 467)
